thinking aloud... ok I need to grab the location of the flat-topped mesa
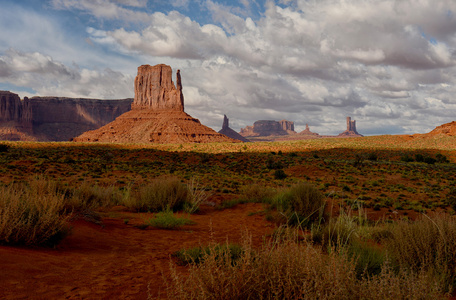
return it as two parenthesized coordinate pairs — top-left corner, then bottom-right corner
(133, 64), (184, 111)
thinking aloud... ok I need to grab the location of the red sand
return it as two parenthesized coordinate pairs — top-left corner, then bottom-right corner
(0, 203), (275, 299)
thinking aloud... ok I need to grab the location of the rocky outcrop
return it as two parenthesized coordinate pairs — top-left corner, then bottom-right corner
(133, 64), (184, 111)
(338, 117), (363, 137)
(218, 115), (250, 142)
(298, 124), (320, 137)
(426, 121), (456, 136)
(0, 91), (132, 141)
(74, 64), (238, 144)
(240, 120), (296, 137)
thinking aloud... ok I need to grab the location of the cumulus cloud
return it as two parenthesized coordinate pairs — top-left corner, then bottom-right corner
(3, 0), (456, 135)
(0, 49), (133, 99)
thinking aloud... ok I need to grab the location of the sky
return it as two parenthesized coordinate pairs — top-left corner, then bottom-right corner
(1, 0), (456, 135)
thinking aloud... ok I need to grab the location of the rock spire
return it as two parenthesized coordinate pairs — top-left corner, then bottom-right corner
(133, 64), (184, 111)
(218, 115), (250, 142)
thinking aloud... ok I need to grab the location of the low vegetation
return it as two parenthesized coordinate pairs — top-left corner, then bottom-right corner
(0, 178), (71, 246)
(1, 138), (456, 297)
(145, 210), (194, 230)
(167, 230), (445, 299)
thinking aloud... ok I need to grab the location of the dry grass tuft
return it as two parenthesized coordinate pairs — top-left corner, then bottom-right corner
(0, 178), (71, 246)
(386, 212), (456, 292)
(166, 230), (444, 299)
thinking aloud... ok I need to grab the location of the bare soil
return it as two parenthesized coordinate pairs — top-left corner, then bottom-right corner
(0, 202), (274, 299)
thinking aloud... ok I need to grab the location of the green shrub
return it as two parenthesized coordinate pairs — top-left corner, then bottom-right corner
(270, 183), (327, 227)
(146, 210), (193, 229)
(367, 153), (378, 161)
(401, 154), (414, 162)
(0, 179), (71, 246)
(446, 187), (456, 211)
(274, 169), (287, 180)
(424, 156), (437, 164)
(0, 143), (9, 153)
(436, 153), (450, 163)
(415, 153), (424, 162)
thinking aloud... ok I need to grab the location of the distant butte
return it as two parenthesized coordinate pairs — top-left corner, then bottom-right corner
(338, 117), (363, 137)
(73, 64), (239, 144)
(218, 115), (250, 142)
(298, 124), (320, 137)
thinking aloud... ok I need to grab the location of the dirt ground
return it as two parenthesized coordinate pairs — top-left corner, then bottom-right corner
(0, 202), (275, 299)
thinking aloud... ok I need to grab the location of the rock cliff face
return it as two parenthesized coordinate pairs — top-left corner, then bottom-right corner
(218, 115), (250, 142)
(74, 64), (237, 144)
(0, 91), (34, 141)
(240, 120), (296, 137)
(133, 64), (184, 111)
(0, 91), (132, 141)
(0, 91), (31, 123)
(338, 117), (363, 137)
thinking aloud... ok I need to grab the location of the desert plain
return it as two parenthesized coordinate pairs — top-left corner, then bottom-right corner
(1, 131), (456, 299)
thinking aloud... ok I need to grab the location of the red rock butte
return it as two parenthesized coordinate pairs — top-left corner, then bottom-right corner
(73, 64), (239, 143)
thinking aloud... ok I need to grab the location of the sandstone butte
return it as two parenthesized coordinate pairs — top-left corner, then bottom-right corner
(337, 117), (363, 137)
(218, 115), (250, 142)
(73, 64), (239, 143)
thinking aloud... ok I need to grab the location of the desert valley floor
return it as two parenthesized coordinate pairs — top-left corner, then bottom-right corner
(1, 133), (456, 299)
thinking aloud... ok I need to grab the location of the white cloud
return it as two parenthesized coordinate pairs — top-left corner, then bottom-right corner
(2, 0), (456, 135)
(0, 49), (133, 99)
(50, 0), (151, 22)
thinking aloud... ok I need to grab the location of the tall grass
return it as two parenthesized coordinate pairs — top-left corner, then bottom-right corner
(385, 213), (456, 292)
(124, 177), (188, 212)
(268, 182), (327, 227)
(166, 231), (443, 299)
(0, 179), (71, 246)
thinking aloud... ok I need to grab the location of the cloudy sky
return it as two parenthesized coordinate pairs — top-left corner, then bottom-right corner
(1, 0), (456, 135)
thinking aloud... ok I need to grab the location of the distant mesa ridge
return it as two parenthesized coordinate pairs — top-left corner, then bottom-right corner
(240, 119), (296, 137)
(73, 64), (239, 143)
(0, 90), (132, 141)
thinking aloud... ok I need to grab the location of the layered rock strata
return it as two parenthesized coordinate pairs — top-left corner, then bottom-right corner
(74, 64), (237, 144)
(240, 120), (296, 137)
(0, 91), (132, 141)
(218, 115), (250, 142)
(133, 64), (184, 111)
